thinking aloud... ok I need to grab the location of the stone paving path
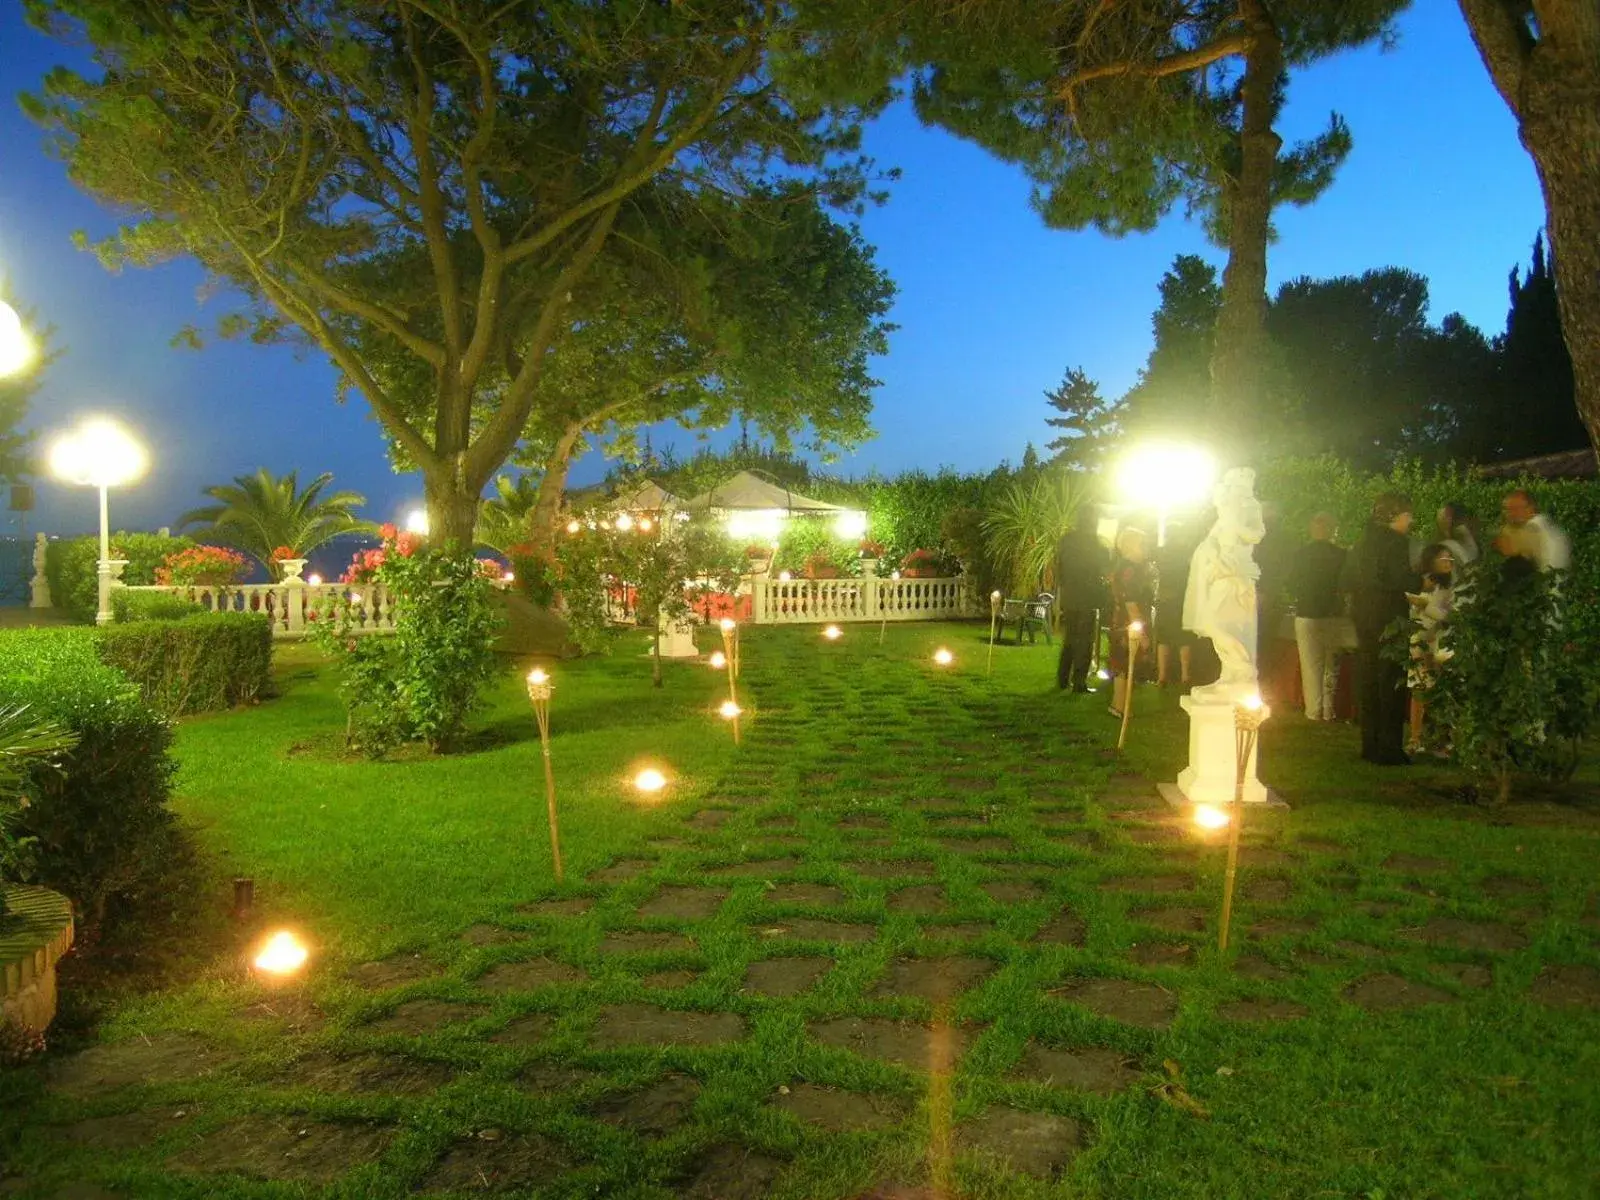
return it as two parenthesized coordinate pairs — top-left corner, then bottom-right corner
(5, 631), (1598, 1199)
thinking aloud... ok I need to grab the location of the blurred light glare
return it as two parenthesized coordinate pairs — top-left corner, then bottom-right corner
(822, 624), (842, 640)
(634, 768), (667, 794)
(719, 700), (741, 720)
(1115, 443), (1216, 508)
(253, 930), (309, 976)
(615, 513), (635, 531)
(933, 647), (954, 666)
(48, 417), (148, 489)
(0, 300), (34, 378)
(834, 511), (868, 539)
(1193, 804), (1230, 831)
(708, 650), (727, 669)
(404, 508), (429, 535)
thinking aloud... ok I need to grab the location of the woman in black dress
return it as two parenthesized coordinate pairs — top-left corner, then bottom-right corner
(1341, 492), (1420, 765)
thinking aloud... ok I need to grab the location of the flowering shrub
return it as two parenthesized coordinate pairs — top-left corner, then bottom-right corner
(901, 548), (940, 571)
(341, 546), (387, 584)
(268, 545), (298, 564)
(155, 545), (251, 586)
(858, 539), (886, 558)
(804, 548), (842, 577)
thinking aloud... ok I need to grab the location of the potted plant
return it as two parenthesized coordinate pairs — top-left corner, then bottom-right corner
(858, 538), (886, 576)
(901, 548), (941, 578)
(804, 548), (841, 580)
(743, 543), (773, 574)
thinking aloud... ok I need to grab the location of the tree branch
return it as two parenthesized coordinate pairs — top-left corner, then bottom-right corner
(1055, 31), (1250, 98)
(400, 5), (464, 365)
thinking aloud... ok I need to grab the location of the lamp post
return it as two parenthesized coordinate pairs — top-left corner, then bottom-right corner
(47, 417), (148, 625)
(0, 300), (35, 379)
(1114, 443), (1216, 548)
(526, 668), (563, 882)
(1217, 694), (1270, 953)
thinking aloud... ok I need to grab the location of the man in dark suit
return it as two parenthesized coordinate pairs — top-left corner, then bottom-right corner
(1055, 512), (1106, 692)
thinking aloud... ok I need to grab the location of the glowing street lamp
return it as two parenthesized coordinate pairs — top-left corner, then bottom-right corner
(0, 300), (34, 378)
(1114, 443), (1216, 546)
(48, 416), (148, 625)
(1218, 694), (1271, 953)
(404, 508), (430, 536)
(526, 668), (563, 881)
(253, 930), (309, 978)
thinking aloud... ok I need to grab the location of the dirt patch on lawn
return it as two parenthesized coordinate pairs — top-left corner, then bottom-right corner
(1381, 853), (1449, 875)
(680, 1143), (788, 1200)
(490, 1014), (556, 1047)
(921, 922), (998, 942)
(1127, 941), (1194, 968)
(1097, 874), (1195, 895)
(1481, 875), (1545, 901)
(1217, 998), (1308, 1023)
(707, 857), (800, 878)
(346, 954), (441, 991)
(418, 1132), (570, 1194)
(589, 859), (657, 885)
(1344, 974), (1454, 1011)
(51, 1108), (196, 1150)
(1010, 1044), (1138, 1095)
(516, 897), (595, 919)
(759, 918), (879, 944)
(686, 809), (736, 832)
(366, 1000), (489, 1036)
(48, 1034), (234, 1097)
(959, 1107), (1084, 1180)
(1434, 962), (1493, 989)
(598, 930), (698, 956)
(460, 923), (523, 946)
(981, 881), (1045, 904)
(763, 883), (848, 908)
(1528, 964), (1600, 1010)
(1032, 810), (1087, 829)
(1402, 917), (1528, 953)
(592, 1004), (745, 1048)
(637, 886), (729, 921)
(872, 956), (996, 1002)
(775, 1082), (909, 1131)
(1238, 847), (1296, 869)
(476, 959), (587, 992)
(167, 1117), (391, 1183)
(888, 886), (952, 916)
(593, 1073), (701, 1135)
(1125, 825), (1186, 847)
(849, 860), (935, 879)
(233, 994), (325, 1033)
(1034, 911), (1089, 947)
(1247, 918), (1317, 940)
(935, 836), (1013, 857)
(641, 968), (701, 989)
(280, 1052), (455, 1095)
(808, 1016), (974, 1070)
(1233, 955), (1294, 982)
(838, 813), (891, 830)
(1242, 878), (1294, 903)
(1133, 906), (1206, 934)
(744, 957), (833, 997)
(1052, 978), (1177, 1029)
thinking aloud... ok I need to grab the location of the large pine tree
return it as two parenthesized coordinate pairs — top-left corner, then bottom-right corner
(1043, 367), (1118, 468)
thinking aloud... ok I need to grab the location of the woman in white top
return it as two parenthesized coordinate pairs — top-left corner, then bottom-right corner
(1407, 543), (1457, 755)
(1436, 500), (1480, 566)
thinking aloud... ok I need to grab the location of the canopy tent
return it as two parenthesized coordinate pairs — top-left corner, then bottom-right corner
(683, 471), (864, 543)
(610, 478), (683, 512)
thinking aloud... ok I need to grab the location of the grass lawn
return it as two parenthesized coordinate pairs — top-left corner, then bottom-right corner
(3, 621), (1599, 1199)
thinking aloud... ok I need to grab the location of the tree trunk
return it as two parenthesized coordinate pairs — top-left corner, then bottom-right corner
(525, 435), (582, 565)
(652, 622), (663, 688)
(1209, 0), (1283, 461)
(1458, 0), (1600, 459)
(423, 468), (482, 549)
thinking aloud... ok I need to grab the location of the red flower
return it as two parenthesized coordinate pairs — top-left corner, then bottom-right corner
(378, 522), (398, 542)
(394, 532), (421, 557)
(268, 545), (298, 562)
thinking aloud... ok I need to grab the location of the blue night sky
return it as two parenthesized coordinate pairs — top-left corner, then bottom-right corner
(0, 0), (1544, 537)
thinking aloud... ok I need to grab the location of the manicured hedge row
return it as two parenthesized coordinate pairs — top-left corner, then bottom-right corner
(97, 612), (273, 716)
(45, 532), (196, 623)
(111, 589), (204, 623)
(0, 629), (188, 942)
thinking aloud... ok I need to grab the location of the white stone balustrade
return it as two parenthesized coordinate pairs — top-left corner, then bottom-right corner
(117, 580), (399, 638)
(749, 574), (973, 624)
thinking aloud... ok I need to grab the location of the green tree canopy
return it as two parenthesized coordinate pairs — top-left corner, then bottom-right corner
(177, 468), (370, 576)
(24, 0), (884, 545)
(1044, 366), (1118, 469)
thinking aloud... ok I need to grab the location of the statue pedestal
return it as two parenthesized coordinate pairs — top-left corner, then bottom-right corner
(1162, 694), (1284, 809)
(651, 614), (700, 660)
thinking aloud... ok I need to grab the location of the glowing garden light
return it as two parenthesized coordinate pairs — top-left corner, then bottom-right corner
(638, 517), (653, 532)
(1114, 442), (1216, 547)
(503, 571), (515, 583)
(253, 930), (309, 976)
(616, 513), (635, 531)
(307, 573), (323, 586)
(778, 570), (792, 582)
(719, 700), (742, 719)
(822, 624), (842, 641)
(634, 767), (668, 795)
(1192, 804), (1229, 831)
(566, 519), (582, 534)
(525, 668), (563, 880)
(933, 647), (954, 667)
(834, 511), (868, 540)
(404, 508), (430, 536)
(49, 416), (149, 625)
(709, 650), (727, 670)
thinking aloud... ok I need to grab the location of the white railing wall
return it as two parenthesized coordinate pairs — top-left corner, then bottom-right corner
(749, 574), (973, 625)
(117, 581), (398, 639)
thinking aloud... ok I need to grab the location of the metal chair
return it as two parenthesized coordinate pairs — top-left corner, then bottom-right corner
(1018, 591), (1055, 645)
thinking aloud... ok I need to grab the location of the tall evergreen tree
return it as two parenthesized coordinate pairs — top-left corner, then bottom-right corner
(1457, 0), (1600, 458)
(1118, 256), (1223, 442)
(1488, 234), (1588, 460)
(1044, 366), (1118, 468)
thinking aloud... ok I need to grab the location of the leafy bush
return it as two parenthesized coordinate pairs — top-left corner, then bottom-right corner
(111, 589), (204, 623)
(0, 629), (190, 943)
(773, 519), (855, 577)
(45, 531), (197, 623)
(155, 544), (251, 586)
(316, 531), (502, 754)
(0, 706), (78, 921)
(983, 471), (1091, 595)
(1417, 555), (1598, 803)
(97, 613), (273, 716)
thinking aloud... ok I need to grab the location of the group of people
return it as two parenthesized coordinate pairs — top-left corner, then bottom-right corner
(1050, 487), (1572, 766)
(1296, 487), (1570, 765)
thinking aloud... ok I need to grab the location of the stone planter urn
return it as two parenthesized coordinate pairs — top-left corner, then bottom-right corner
(0, 884), (74, 1043)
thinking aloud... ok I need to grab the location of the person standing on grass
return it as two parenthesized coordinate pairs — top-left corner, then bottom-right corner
(1107, 527), (1153, 719)
(1291, 513), (1351, 722)
(1154, 527), (1198, 690)
(1054, 511), (1106, 693)
(1341, 493), (1420, 766)
(1502, 488), (1571, 574)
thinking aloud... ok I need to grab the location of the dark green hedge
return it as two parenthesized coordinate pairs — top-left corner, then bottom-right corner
(0, 628), (189, 942)
(97, 612), (273, 716)
(45, 532), (196, 623)
(111, 589), (204, 623)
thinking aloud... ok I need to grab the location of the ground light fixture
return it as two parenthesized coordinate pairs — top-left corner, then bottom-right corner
(526, 668), (563, 881)
(253, 931), (309, 977)
(0, 299), (34, 378)
(566, 519), (582, 534)
(1114, 442), (1216, 546)
(1192, 803), (1230, 831)
(987, 590), (1003, 675)
(48, 415), (149, 625)
(822, 624), (842, 640)
(616, 513), (634, 531)
(633, 767), (668, 795)
(719, 700), (742, 720)
(708, 650), (727, 670)
(933, 647), (954, 667)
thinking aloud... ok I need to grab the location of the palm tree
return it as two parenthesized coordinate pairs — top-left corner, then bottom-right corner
(476, 474), (540, 555)
(178, 468), (371, 578)
(983, 471), (1091, 596)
